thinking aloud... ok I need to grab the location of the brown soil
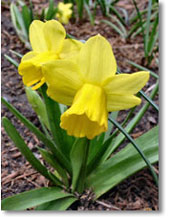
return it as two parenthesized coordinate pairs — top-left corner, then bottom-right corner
(1, 0), (159, 210)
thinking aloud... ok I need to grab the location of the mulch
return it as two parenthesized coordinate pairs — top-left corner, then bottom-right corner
(1, 0), (159, 210)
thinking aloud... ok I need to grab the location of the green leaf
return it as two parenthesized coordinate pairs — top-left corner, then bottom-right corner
(25, 87), (50, 130)
(9, 49), (23, 58)
(97, 0), (107, 16)
(10, 2), (28, 43)
(84, 3), (94, 25)
(87, 126), (159, 199)
(127, 20), (145, 38)
(1, 97), (71, 174)
(108, 117), (158, 185)
(87, 132), (117, 175)
(76, 0), (84, 19)
(101, 20), (125, 39)
(139, 90), (159, 112)
(99, 81), (159, 161)
(40, 84), (71, 157)
(38, 148), (69, 187)
(126, 60), (159, 79)
(4, 54), (19, 68)
(132, 0), (145, 54)
(45, 0), (55, 20)
(104, 111), (118, 141)
(21, 5), (32, 34)
(2, 117), (62, 185)
(145, 0), (152, 56)
(108, 14), (127, 36)
(1, 187), (73, 210)
(70, 138), (89, 192)
(147, 13), (159, 55)
(87, 133), (105, 165)
(109, 5), (126, 26)
(35, 196), (77, 210)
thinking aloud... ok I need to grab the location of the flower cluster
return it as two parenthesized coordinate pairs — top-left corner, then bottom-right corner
(56, 2), (73, 24)
(19, 20), (149, 139)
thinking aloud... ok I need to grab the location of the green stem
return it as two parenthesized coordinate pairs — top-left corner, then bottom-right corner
(121, 107), (136, 127)
(108, 117), (158, 186)
(139, 90), (159, 111)
(77, 139), (90, 193)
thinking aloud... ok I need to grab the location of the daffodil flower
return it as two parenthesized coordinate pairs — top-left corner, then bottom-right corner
(56, 2), (73, 24)
(18, 20), (82, 90)
(42, 35), (149, 139)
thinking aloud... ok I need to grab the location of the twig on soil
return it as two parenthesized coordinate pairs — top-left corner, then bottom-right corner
(2, 171), (20, 185)
(96, 200), (120, 210)
(14, 171), (38, 181)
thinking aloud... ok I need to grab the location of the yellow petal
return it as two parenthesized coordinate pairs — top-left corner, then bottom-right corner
(104, 71), (150, 95)
(29, 20), (48, 52)
(78, 34), (117, 85)
(21, 51), (38, 61)
(18, 52), (58, 89)
(32, 77), (46, 90)
(59, 39), (83, 59)
(60, 83), (108, 139)
(42, 60), (83, 106)
(29, 20), (66, 53)
(58, 2), (72, 10)
(107, 94), (141, 112)
(18, 61), (42, 87)
(43, 20), (66, 52)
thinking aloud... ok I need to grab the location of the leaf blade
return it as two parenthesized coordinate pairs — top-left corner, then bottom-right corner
(35, 196), (77, 210)
(1, 187), (73, 210)
(87, 126), (159, 199)
(2, 117), (62, 185)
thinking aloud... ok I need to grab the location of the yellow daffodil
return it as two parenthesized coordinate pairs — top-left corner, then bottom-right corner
(56, 2), (73, 24)
(42, 35), (149, 139)
(18, 20), (83, 90)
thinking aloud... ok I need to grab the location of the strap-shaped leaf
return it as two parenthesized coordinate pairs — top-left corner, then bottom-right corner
(2, 117), (62, 186)
(144, 0), (152, 56)
(76, 0), (84, 19)
(70, 138), (89, 192)
(38, 148), (69, 187)
(21, 5), (32, 34)
(108, 117), (158, 185)
(1, 187), (73, 210)
(104, 111), (118, 141)
(45, 0), (57, 20)
(10, 2), (28, 43)
(126, 60), (159, 79)
(87, 133), (105, 165)
(87, 133), (117, 175)
(101, 81), (159, 161)
(40, 84), (72, 159)
(35, 196), (77, 210)
(25, 87), (50, 130)
(4, 54), (19, 68)
(1, 97), (71, 174)
(87, 126), (159, 199)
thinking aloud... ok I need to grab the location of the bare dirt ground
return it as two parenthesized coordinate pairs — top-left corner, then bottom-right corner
(1, 0), (159, 210)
